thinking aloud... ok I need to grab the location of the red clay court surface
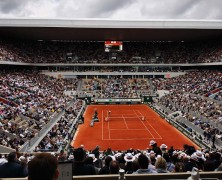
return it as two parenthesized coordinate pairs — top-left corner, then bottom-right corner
(72, 104), (199, 151)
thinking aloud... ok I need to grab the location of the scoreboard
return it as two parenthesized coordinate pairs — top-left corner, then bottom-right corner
(105, 41), (123, 52)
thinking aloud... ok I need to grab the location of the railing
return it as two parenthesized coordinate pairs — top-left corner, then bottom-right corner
(73, 172), (222, 180)
(0, 145), (15, 154)
(57, 101), (86, 153)
(1, 171), (222, 180)
(19, 100), (75, 152)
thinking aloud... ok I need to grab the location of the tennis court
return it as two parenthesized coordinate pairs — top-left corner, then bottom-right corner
(72, 104), (199, 151)
(102, 109), (161, 140)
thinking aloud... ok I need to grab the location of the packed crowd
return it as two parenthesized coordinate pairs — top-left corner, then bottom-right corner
(159, 94), (221, 142)
(55, 141), (222, 175)
(34, 100), (83, 152)
(0, 40), (222, 64)
(0, 68), (222, 178)
(0, 70), (78, 149)
(153, 70), (222, 146)
(0, 140), (222, 178)
(213, 90), (222, 101)
(82, 77), (151, 98)
(152, 71), (222, 96)
(160, 93), (222, 123)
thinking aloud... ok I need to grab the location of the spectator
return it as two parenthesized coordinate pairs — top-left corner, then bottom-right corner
(124, 153), (136, 174)
(155, 157), (169, 173)
(173, 162), (186, 172)
(99, 156), (112, 174)
(84, 155), (100, 175)
(0, 154), (7, 165)
(109, 160), (120, 174)
(163, 153), (175, 172)
(185, 153), (199, 172)
(160, 144), (168, 154)
(0, 151), (28, 178)
(72, 148), (96, 176)
(213, 152), (222, 170)
(133, 154), (157, 174)
(57, 149), (67, 162)
(132, 159), (140, 173)
(149, 140), (162, 156)
(28, 153), (59, 180)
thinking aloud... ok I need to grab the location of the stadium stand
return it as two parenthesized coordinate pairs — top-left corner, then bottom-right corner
(0, 70), (78, 150)
(1, 70), (222, 178)
(151, 71), (222, 151)
(1, 20), (222, 179)
(33, 100), (83, 152)
(0, 41), (222, 64)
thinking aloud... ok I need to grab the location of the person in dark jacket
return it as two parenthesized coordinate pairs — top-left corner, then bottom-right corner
(72, 148), (96, 175)
(0, 152), (28, 178)
(99, 156), (112, 174)
(149, 140), (162, 156)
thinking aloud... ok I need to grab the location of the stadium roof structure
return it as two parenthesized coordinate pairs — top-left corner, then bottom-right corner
(1, 18), (222, 41)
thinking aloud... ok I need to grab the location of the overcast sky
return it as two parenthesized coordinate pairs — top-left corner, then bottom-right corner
(0, 0), (222, 20)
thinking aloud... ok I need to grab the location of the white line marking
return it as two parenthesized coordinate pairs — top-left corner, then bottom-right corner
(134, 110), (154, 138)
(103, 138), (163, 140)
(100, 106), (163, 141)
(137, 109), (162, 139)
(108, 112), (111, 140)
(102, 110), (104, 140)
(122, 115), (129, 129)
(136, 110), (143, 117)
(110, 129), (147, 130)
(140, 117), (155, 138)
(145, 119), (162, 139)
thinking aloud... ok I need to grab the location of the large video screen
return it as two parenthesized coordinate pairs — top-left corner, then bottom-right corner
(105, 41), (123, 52)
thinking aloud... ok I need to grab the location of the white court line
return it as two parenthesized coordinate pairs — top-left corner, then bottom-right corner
(144, 118), (162, 139)
(103, 137), (163, 140)
(134, 110), (155, 139)
(136, 110), (143, 117)
(102, 110), (104, 140)
(132, 110), (140, 116)
(122, 115), (129, 129)
(136, 110), (162, 139)
(106, 116), (143, 119)
(140, 118), (155, 138)
(108, 111), (111, 140)
(110, 129), (148, 130)
(102, 109), (162, 141)
(108, 114), (136, 117)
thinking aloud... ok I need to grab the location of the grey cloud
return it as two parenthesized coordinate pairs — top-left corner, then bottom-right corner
(0, 0), (222, 20)
(171, 0), (200, 17)
(178, 0), (222, 19)
(139, 0), (200, 19)
(0, 0), (29, 14)
(137, 0), (222, 20)
(83, 0), (134, 18)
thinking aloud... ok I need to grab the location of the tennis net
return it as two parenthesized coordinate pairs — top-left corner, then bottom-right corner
(105, 116), (145, 121)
